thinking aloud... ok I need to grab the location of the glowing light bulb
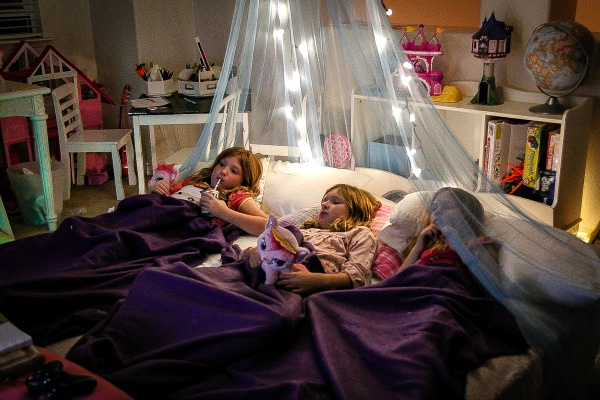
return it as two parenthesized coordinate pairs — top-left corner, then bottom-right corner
(298, 42), (309, 57)
(386, 8), (392, 16)
(403, 61), (413, 69)
(278, 2), (289, 22)
(375, 34), (387, 51)
(401, 75), (412, 85)
(297, 139), (314, 162)
(273, 28), (284, 40)
(409, 113), (416, 123)
(296, 116), (307, 133)
(286, 70), (301, 91)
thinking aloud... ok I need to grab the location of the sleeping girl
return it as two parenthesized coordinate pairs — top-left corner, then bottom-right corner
(398, 186), (496, 273)
(242, 183), (381, 293)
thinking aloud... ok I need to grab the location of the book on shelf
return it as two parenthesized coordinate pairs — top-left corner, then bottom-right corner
(483, 118), (508, 190)
(482, 133), (491, 191)
(546, 129), (561, 172)
(539, 170), (556, 206)
(523, 122), (559, 188)
(504, 119), (529, 175)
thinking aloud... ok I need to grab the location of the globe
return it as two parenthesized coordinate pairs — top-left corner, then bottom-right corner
(523, 21), (595, 114)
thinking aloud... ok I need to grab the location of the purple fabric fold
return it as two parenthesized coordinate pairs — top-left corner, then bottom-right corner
(66, 257), (528, 400)
(0, 195), (239, 344)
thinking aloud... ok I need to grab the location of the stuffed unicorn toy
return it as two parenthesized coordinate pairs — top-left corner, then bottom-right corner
(148, 163), (179, 191)
(257, 215), (310, 284)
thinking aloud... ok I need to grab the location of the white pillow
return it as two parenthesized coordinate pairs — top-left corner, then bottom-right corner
(261, 161), (373, 217)
(254, 156), (270, 205)
(377, 191), (432, 255)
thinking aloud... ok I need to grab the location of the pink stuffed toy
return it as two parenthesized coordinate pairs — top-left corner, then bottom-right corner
(257, 215), (310, 284)
(148, 163), (179, 191)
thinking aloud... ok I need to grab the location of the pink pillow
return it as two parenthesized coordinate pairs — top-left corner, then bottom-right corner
(372, 241), (403, 280)
(370, 204), (393, 237)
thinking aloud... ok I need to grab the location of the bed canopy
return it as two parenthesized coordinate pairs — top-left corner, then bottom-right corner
(179, 0), (599, 397)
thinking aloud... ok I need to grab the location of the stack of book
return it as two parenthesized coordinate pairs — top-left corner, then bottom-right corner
(482, 118), (560, 205)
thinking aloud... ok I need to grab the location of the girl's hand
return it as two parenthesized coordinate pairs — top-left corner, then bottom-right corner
(276, 267), (322, 294)
(200, 191), (228, 217)
(240, 246), (262, 269)
(415, 223), (441, 254)
(398, 223), (442, 273)
(150, 180), (171, 195)
(276, 265), (352, 294)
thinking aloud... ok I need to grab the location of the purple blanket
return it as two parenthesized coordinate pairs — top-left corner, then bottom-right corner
(66, 257), (528, 399)
(0, 195), (241, 344)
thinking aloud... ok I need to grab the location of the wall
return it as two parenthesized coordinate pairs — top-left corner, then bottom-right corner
(574, 0), (600, 32)
(88, 0), (139, 128)
(385, 0), (481, 29)
(37, 0), (97, 80)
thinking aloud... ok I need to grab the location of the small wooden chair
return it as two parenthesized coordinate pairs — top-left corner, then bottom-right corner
(51, 82), (137, 200)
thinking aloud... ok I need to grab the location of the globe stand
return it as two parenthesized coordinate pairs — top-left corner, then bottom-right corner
(470, 60), (503, 106)
(529, 95), (567, 115)
(524, 21), (595, 116)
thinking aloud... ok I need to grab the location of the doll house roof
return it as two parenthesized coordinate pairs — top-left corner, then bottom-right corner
(471, 13), (511, 41)
(471, 13), (513, 59)
(0, 41), (114, 105)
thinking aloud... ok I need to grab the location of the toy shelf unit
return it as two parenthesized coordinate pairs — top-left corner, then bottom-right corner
(349, 82), (593, 230)
(433, 81), (593, 230)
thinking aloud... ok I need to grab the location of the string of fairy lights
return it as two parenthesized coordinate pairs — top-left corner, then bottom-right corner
(271, 0), (422, 177)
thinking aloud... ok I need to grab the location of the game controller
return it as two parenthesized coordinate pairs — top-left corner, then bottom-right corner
(25, 360), (97, 399)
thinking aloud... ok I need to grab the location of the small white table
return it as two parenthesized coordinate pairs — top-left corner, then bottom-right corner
(0, 80), (57, 231)
(128, 93), (249, 194)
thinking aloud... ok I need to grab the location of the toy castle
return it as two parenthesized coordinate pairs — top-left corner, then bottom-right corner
(400, 24), (445, 96)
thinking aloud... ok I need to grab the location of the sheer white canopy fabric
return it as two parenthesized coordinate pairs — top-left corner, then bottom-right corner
(179, 1), (599, 397)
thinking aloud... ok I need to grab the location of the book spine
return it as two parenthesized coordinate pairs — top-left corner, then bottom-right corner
(485, 119), (506, 189)
(523, 122), (546, 188)
(505, 121), (528, 175)
(494, 121), (510, 186)
(482, 131), (492, 191)
(539, 170), (556, 206)
(546, 130), (560, 172)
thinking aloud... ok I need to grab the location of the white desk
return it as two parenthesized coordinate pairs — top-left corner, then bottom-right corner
(0, 80), (57, 231)
(128, 93), (249, 194)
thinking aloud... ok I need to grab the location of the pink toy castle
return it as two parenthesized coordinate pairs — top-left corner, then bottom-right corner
(400, 24), (444, 96)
